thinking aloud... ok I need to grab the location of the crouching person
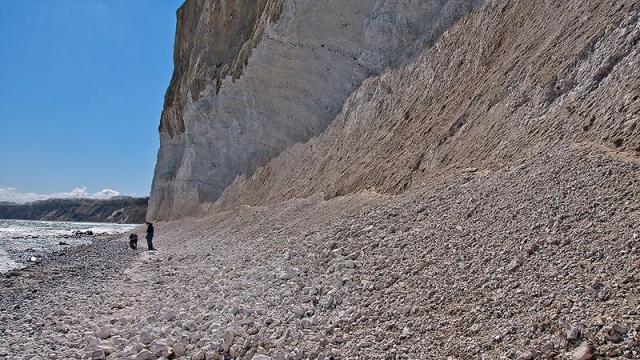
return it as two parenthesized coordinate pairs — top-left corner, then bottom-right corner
(129, 233), (138, 249)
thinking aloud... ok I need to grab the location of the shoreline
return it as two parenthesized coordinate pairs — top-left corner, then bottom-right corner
(0, 219), (140, 274)
(0, 234), (115, 275)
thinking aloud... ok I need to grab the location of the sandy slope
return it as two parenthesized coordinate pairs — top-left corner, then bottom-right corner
(216, 1), (640, 213)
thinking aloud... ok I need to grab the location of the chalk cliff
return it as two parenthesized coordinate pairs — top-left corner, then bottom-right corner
(150, 0), (639, 220)
(149, 0), (483, 220)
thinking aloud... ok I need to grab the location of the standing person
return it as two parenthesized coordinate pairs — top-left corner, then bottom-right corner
(145, 222), (155, 251)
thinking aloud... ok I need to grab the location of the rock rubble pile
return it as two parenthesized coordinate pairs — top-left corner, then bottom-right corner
(1, 145), (638, 359)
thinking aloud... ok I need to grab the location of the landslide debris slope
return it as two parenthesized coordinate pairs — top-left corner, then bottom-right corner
(217, 0), (640, 208)
(150, 144), (639, 359)
(1, 146), (638, 358)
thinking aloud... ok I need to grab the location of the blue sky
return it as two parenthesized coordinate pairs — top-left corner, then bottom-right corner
(0, 0), (184, 203)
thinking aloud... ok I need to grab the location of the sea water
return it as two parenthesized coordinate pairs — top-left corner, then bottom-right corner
(0, 219), (138, 273)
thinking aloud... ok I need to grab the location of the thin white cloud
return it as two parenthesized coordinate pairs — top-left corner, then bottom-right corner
(0, 187), (123, 204)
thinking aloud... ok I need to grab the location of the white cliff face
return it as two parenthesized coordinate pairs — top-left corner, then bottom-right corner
(149, 0), (482, 220)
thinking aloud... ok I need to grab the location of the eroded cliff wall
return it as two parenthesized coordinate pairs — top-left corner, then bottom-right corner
(214, 0), (640, 209)
(149, 0), (483, 220)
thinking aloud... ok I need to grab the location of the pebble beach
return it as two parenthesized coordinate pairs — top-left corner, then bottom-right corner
(1, 145), (639, 359)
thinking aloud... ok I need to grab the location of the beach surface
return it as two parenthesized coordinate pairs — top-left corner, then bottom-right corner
(1, 145), (639, 359)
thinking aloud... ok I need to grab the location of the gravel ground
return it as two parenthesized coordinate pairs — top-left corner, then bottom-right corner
(0, 238), (139, 359)
(0, 144), (638, 359)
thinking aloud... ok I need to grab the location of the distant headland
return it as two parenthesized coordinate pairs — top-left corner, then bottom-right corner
(0, 197), (147, 224)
